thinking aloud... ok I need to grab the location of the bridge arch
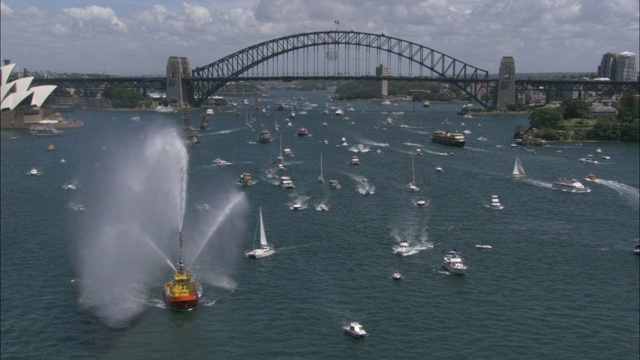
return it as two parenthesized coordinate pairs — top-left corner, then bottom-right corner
(188, 30), (490, 107)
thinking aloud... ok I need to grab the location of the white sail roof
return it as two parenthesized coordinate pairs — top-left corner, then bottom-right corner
(1, 63), (57, 111)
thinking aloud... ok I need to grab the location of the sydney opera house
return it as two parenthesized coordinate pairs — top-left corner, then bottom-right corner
(0, 62), (82, 129)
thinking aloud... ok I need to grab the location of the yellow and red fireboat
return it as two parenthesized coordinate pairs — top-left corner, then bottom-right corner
(164, 232), (199, 310)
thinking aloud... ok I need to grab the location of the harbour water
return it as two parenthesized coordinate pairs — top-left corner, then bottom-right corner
(1, 90), (639, 359)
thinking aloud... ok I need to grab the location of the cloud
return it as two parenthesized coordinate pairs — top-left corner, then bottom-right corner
(61, 5), (128, 34)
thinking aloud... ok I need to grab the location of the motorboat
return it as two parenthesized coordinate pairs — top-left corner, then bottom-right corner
(579, 155), (599, 164)
(340, 137), (348, 146)
(475, 245), (492, 250)
(292, 202), (302, 210)
(258, 129), (271, 143)
(334, 108), (344, 116)
(601, 155), (611, 160)
(164, 232), (199, 310)
(414, 148), (422, 156)
(442, 250), (468, 275)
(245, 207), (275, 259)
(585, 173), (597, 182)
(62, 182), (77, 190)
(343, 322), (367, 338)
(391, 270), (403, 280)
(357, 144), (365, 152)
(239, 172), (252, 186)
(393, 241), (412, 256)
(213, 158), (232, 166)
(279, 176), (295, 189)
(75, 204), (86, 212)
(349, 156), (360, 165)
(552, 177), (591, 193)
(297, 127), (309, 137)
(634, 239), (640, 255)
(28, 168), (39, 176)
(316, 204), (329, 212)
(330, 179), (341, 189)
(435, 166), (444, 172)
(488, 195), (504, 210)
(415, 198), (427, 207)
(47, 144), (55, 151)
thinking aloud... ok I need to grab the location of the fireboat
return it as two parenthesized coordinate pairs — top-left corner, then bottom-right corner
(164, 232), (199, 310)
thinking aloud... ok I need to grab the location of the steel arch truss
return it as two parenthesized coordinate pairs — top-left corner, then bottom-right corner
(189, 31), (490, 107)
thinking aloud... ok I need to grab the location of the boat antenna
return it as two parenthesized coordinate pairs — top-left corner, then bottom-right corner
(178, 231), (185, 274)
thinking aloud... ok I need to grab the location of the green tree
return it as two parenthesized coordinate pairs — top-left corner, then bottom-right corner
(561, 98), (590, 119)
(101, 86), (145, 108)
(529, 107), (563, 129)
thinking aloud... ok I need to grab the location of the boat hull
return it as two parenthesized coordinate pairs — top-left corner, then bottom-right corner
(431, 132), (466, 147)
(163, 283), (198, 310)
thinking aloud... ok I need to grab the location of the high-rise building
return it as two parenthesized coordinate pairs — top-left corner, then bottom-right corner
(615, 52), (637, 81)
(597, 52), (617, 79)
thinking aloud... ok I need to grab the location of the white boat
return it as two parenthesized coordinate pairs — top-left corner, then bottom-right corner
(316, 204), (329, 212)
(391, 270), (403, 280)
(381, 99), (391, 105)
(511, 156), (526, 178)
(279, 176), (295, 189)
(579, 155), (599, 164)
(601, 155), (610, 160)
(62, 182), (77, 190)
(552, 177), (591, 193)
(318, 153), (324, 183)
(245, 207), (275, 259)
(415, 198), (427, 207)
(406, 156), (420, 192)
(75, 204), (86, 212)
(349, 156), (360, 165)
(475, 245), (492, 250)
(334, 108), (344, 116)
(443, 250), (468, 275)
(155, 105), (175, 113)
(596, 147), (603, 153)
(205, 108), (214, 115)
(393, 241), (412, 256)
(292, 201), (302, 210)
(330, 179), (341, 189)
(414, 148), (422, 156)
(343, 322), (367, 338)
(357, 144), (365, 152)
(28, 168), (39, 176)
(435, 166), (444, 172)
(340, 137), (348, 146)
(488, 195), (504, 210)
(634, 239), (640, 255)
(213, 158), (232, 166)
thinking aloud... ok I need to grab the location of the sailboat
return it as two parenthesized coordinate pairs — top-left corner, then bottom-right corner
(511, 157), (526, 178)
(406, 155), (420, 192)
(164, 232), (199, 310)
(318, 153), (325, 183)
(245, 207), (275, 259)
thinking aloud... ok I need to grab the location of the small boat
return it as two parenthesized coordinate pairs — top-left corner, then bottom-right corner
(511, 156), (526, 178)
(414, 148), (422, 156)
(391, 270), (403, 280)
(601, 155), (610, 160)
(357, 144), (365, 152)
(340, 137), (348, 146)
(316, 204), (329, 212)
(205, 108), (214, 115)
(343, 322), (367, 338)
(422, 100), (430, 107)
(334, 108), (344, 116)
(393, 241), (412, 256)
(289, 111), (296, 119)
(435, 166), (444, 172)
(596, 147), (603, 153)
(349, 156), (360, 165)
(279, 176), (295, 189)
(381, 99), (391, 105)
(442, 250), (468, 275)
(47, 144), (55, 151)
(62, 182), (77, 190)
(245, 207), (275, 259)
(239, 172), (252, 186)
(488, 195), (504, 210)
(475, 245), (492, 250)
(258, 129), (271, 143)
(292, 202), (302, 210)
(634, 239), (640, 255)
(552, 177), (591, 193)
(297, 127), (309, 137)
(164, 232), (199, 310)
(213, 158), (232, 166)
(28, 168), (39, 176)
(579, 155), (599, 164)
(75, 204), (86, 212)
(415, 198), (427, 207)
(585, 173), (597, 182)
(330, 179), (341, 189)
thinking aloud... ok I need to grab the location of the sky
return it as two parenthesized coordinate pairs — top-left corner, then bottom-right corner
(1, 0), (638, 76)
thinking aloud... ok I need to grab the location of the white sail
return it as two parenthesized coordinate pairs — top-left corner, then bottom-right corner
(512, 157), (526, 178)
(259, 207), (268, 246)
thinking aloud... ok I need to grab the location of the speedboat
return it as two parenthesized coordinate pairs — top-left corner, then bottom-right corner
(357, 144), (365, 152)
(28, 168), (39, 176)
(62, 182), (77, 190)
(340, 137), (348, 146)
(552, 177), (591, 193)
(47, 144), (55, 151)
(442, 250), (468, 275)
(414, 148), (422, 156)
(488, 195), (504, 210)
(435, 166), (444, 172)
(579, 155), (599, 164)
(334, 108), (344, 116)
(601, 155), (610, 160)
(239, 172), (252, 186)
(213, 158), (232, 166)
(585, 173), (597, 182)
(415, 198), (427, 207)
(297, 127), (309, 137)
(316, 204), (329, 212)
(634, 239), (640, 255)
(349, 156), (360, 165)
(292, 202), (302, 210)
(393, 241), (412, 256)
(343, 322), (367, 338)
(330, 179), (341, 189)
(391, 270), (402, 280)
(475, 245), (492, 250)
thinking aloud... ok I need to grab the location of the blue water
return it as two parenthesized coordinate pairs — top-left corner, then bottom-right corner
(2, 90), (639, 359)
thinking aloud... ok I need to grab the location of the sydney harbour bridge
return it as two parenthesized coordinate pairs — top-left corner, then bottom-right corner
(32, 30), (638, 109)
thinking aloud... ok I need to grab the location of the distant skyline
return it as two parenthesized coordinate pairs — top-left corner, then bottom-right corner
(1, 0), (639, 76)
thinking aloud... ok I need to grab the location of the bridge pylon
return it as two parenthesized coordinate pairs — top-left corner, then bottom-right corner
(495, 56), (516, 110)
(166, 56), (191, 109)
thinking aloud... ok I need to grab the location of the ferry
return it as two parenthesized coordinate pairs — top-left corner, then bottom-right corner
(430, 130), (466, 147)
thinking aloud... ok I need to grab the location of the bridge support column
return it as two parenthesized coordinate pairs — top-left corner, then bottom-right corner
(166, 57), (191, 109)
(496, 56), (516, 110)
(376, 65), (389, 97)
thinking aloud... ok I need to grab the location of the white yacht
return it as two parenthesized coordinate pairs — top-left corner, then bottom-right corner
(28, 168), (39, 176)
(245, 207), (275, 259)
(442, 250), (468, 275)
(349, 156), (360, 165)
(488, 195), (504, 210)
(391, 270), (403, 280)
(415, 198), (427, 207)
(343, 322), (367, 338)
(279, 176), (295, 189)
(435, 166), (444, 172)
(316, 204), (329, 212)
(552, 177), (591, 193)
(292, 201), (302, 210)
(334, 108), (344, 116)
(393, 241), (412, 256)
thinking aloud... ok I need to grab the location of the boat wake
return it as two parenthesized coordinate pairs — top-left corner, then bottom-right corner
(423, 148), (450, 156)
(205, 127), (246, 135)
(522, 178), (554, 189)
(596, 179), (639, 206)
